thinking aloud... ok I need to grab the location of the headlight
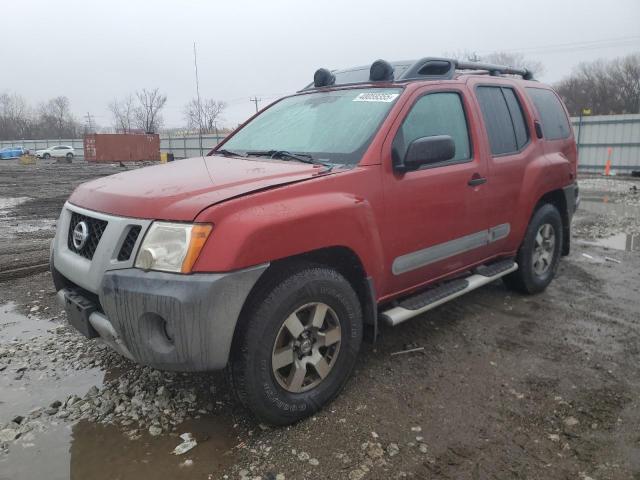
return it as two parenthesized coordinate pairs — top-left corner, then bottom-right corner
(135, 222), (212, 273)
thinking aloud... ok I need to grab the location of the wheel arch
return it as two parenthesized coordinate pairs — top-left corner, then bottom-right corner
(235, 246), (378, 348)
(532, 188), (570, 256)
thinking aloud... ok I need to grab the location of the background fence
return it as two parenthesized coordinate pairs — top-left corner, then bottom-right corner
(160, 134), (226, 159)
(0, 134), (227, 160)
(572, 113), (640, 173)
(1, 114), (639, 172)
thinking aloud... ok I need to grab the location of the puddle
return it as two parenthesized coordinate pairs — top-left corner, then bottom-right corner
(0, 196), (56, 241)
(0, 196), (30, 214)
(0, 302), (52, 342)
(579, 232), (640, 252)
(1, 302), (240, 479)
(0, 416), (238, 480)
(0, 303), (105, 424)
(12, 219), (57, 234)
(580, 197), (640, 219)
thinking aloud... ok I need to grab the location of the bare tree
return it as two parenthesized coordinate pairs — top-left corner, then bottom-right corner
(184, 98), (227, 133)
(0, 93), (32, 140)
(555, 53), (640, 116)
(134, 88), (167, 133)
(38, 96), (78, 138)
(108, 95), (135, 133)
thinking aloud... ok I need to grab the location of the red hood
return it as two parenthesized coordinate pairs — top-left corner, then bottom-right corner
(69, 156), (325, 220)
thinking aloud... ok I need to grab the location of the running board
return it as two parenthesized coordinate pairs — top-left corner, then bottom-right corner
(380, 260), (518, 326)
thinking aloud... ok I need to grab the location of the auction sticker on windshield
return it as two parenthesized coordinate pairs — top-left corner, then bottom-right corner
(352, 92), (399, 103)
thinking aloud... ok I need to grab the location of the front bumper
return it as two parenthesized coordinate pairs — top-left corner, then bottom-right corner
(55, 265), (267, 371)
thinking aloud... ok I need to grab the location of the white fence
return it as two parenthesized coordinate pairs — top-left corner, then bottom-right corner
(2, 114), (639, 171)
(572, 114), (640, 173)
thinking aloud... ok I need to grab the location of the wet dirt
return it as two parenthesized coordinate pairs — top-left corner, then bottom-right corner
(0, 159), (129, 277)
(1, 165), (639, 479)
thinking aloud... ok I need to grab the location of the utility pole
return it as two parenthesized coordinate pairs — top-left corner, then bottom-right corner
(84, 112), (95, 133)
(250, 96), (261, 113)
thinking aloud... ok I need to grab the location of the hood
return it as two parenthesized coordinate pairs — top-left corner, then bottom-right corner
(68, 155), (326, 221)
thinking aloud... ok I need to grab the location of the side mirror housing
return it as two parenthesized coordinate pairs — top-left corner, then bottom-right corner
(396, 135), (456, 172)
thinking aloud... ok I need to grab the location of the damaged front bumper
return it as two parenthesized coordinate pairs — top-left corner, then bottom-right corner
(54, 265), (267, 371)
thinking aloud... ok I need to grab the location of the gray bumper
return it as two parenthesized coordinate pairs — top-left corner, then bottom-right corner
(563, 182), (580, 218)
(56, 265), (267, 371)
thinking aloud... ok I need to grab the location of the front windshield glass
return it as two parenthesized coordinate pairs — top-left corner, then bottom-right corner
(220, 88), (402, 165)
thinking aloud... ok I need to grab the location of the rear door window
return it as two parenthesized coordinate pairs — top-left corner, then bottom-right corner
(393, 92), (471, 164)
(502, 89), (529, 149)
(525, 88), (571, 140)
(476, 86), (529, 155)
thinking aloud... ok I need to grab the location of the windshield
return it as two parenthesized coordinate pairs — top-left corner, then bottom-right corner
(219, 88), (402, 165)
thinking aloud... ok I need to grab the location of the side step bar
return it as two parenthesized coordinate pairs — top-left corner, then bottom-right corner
(380, 259), (518, 327)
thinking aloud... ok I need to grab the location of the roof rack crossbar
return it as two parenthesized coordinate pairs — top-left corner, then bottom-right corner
(454, 60), (533, 80)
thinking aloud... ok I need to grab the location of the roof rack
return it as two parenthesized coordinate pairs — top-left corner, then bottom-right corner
(395, 57), (534, 81)
(306, 57), (534, 90)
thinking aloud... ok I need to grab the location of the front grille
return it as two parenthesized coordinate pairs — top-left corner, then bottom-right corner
(67, 212), (108, 260)
(117, 226), (141, 261)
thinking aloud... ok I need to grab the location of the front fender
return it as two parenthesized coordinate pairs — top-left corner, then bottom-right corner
(193, 187), (386, 281)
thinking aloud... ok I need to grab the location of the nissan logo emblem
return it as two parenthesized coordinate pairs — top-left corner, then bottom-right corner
(72, 221), (89, 250)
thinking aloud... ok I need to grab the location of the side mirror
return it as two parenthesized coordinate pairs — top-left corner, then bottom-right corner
(397, 135), (456, 172)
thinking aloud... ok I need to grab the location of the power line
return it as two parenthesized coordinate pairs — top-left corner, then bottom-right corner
(478, 35), (640, 56)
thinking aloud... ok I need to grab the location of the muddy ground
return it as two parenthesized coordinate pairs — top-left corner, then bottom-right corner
(0, 159), (639, 480)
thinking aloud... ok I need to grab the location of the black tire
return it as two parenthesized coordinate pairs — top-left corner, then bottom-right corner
(43, 153), (50, 159)
(66, 152), (74, 160)
(504, 203), (563, 294)
(228, 262), (363, 425)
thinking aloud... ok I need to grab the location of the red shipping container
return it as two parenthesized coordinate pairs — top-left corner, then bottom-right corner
(84, 134), (160, 163)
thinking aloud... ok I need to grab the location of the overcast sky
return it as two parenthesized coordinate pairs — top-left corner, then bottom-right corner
(2, 0), (639, 129)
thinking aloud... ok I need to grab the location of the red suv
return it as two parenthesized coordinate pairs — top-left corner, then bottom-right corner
(51, 58), (578, 425)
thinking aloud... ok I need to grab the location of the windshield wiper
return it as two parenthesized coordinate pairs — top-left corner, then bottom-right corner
(214, 148), (244, 157)
(246, 150), (333, 171)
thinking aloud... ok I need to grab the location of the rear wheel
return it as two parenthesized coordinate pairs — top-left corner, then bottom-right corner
(228, 263), (363, 425)
(66, 152), (74, 160)
(504, 203), (563, 294)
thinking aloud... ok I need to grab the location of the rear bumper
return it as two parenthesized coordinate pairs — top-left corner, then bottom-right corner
(54, 265), (267, 371)
(561, 182), (579, 256)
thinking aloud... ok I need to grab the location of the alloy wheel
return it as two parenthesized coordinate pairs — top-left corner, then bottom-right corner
(271, 302), (342, 393)
(532, 223), (556, 276)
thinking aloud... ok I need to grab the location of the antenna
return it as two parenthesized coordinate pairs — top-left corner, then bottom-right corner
(193, 41), (204, 156)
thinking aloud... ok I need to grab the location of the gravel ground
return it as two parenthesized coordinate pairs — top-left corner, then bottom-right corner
(0, 161), (639, 480)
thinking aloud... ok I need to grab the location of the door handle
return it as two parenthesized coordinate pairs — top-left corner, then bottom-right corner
(468, 175), (487, 187)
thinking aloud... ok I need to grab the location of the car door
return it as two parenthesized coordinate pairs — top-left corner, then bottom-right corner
(468, 80), (539, 256)
(380, 85), (492, 297)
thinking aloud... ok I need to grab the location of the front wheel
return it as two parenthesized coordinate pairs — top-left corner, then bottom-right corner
(504, 203), (563, 294)
(43, 153), (50, 159)
(228, 263), (363, 425)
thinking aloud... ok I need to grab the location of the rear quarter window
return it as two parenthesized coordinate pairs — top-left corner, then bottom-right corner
(525, 88), (571, 140)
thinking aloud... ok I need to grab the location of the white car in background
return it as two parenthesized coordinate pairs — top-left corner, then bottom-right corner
(35, 145), (75, 160)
